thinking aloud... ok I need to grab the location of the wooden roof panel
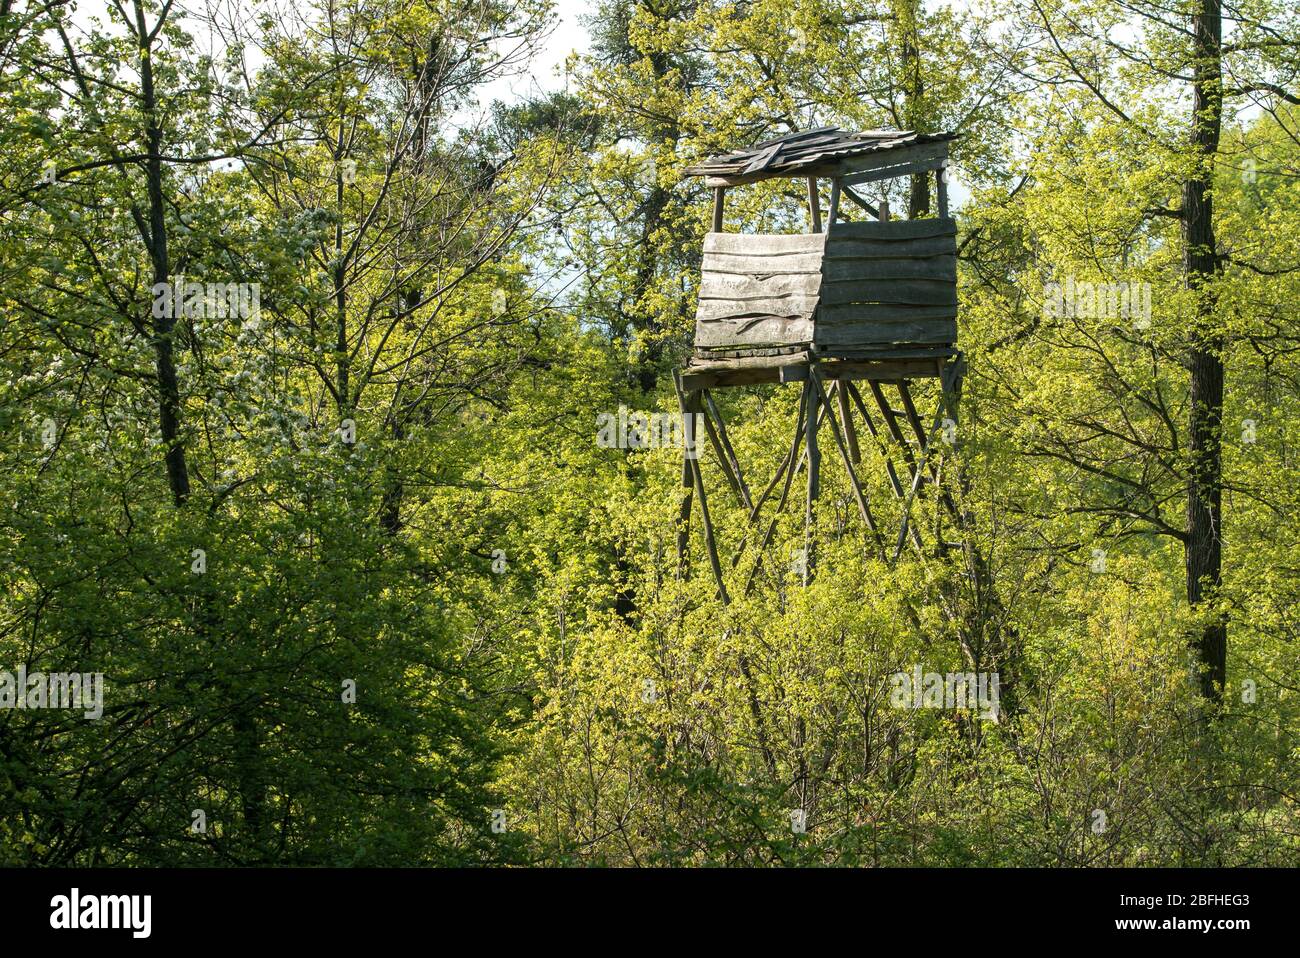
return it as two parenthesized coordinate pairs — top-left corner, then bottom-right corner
(683, 128), (957, 182)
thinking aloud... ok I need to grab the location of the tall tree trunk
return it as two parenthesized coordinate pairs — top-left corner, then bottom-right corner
(896, 0), (930, 219)
(134, 2), (273, 853)
(632, 179), (670, 394)
(334, 177), (349, 416)
(1183, 0), (1226, 702)
(136, 6), (189, 506)
(231, 708), (270, 859)
(378, 288), (421, 537)
(629, 36), (679, 396)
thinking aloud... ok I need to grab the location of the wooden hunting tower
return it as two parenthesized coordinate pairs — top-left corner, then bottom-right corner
(682, 127), (958, 388)
(673, 128), (974, 597)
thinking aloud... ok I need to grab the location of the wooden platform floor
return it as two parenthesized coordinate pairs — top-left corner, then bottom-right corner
(681, 347), (957, 390)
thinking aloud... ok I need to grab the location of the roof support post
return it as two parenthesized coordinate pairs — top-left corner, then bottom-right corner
(712, 186), (726, 232)
(807, 177), (822, 233)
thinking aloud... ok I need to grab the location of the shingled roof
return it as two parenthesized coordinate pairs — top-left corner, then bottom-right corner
(683, 128), (957, 184)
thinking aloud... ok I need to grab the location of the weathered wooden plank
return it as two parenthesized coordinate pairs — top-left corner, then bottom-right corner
(828, 141), (949, 179)
(695, 313), (814, 348)
(818, 303), (957, 324)
(822, 256), (956, 282)
(703, 232), (826, 255)
(681, 352), (812, 390)
(758, 133), (862, 163)
(688, 350), (810, 370)
(820, 279), (957, 307)
(697, 296), (819, 321)
(828, 218), (956, 240)
(818, 358), (945, 381)
(823, 236), (958, 260)
(682, 367), (784, 390)
(816, 345), (957, 360)
(694, 343), (807, 359)
(684, 357), (942, 390)
(742, 142), (783, 175)
(814, 318), (958, 346)
(702, 251), (824, 274)
(751, 126), (839, 150)
(841, 158), (946, 188)
(700, 270), (822, 299)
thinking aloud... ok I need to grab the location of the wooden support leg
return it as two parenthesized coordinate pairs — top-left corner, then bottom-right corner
(846, 381), (906, 499)
(750, 388), (832, 591)
(691, 445), (730, 604)
(868, 380), (920, 478)
(897, 380), (929, 449)
(751, 384), (806, 524)
(803, 377), (821, 585)
(938, 357), (977, 556)
(940, 358), (965, 437)
(807, 177), (822, 233)
(672, 380), (730, 605)
(897, 380), (958, 521)
(834, 381), (861, 466)
(892, 381), (952, 563)
(846, 380), (925, 554)
(894, 448), (929, 562)
(735, 390), (834, 590)
(703, 390), (753, 512)
(812, 370), (884, 557)
(745, 398), (808, 597)
(699, 395), (745, 507)
(732, 387), (806, 569)
(673, 373), (694, 579)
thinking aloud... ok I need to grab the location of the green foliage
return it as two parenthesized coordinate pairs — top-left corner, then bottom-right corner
(0, 0), (1296, 867)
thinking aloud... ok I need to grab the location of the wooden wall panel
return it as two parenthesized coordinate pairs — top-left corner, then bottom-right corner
(693, 224), (959, 356)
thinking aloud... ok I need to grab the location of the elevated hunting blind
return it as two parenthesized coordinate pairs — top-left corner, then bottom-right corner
(682, 127), (959, 388)
(673, 128), (979, 599)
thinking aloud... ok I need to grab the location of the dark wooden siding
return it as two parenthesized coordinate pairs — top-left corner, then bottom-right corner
(815, 218), (957, 350)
